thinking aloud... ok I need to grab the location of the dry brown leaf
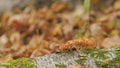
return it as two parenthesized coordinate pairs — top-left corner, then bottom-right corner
(51, 2), (69, 12)
(1, 12), (11, 24)
(7, 14), (29, 31)
(101, 35), (120, 48)
(52, 24), (62, 36)
(0, 54), (13, 62)
(0, 34), (8, 46)
(71, 64), (84, 68)
(10, 31), (21, 43)
(90, 23), (106, 38)
(113, 0), (120, 10)
(37, 6), (48, 19)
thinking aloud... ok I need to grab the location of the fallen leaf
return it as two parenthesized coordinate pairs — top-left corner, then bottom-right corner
(101, 35), (120, 48)
(113, 0), (120, 10)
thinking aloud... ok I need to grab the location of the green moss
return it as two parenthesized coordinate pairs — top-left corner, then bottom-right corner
(55, 63), (66, 68)
(1, 58), (35, 68)
(108, 50), (120, 67)
(75, 57), (86, 65)
(91, 47), (120, 68)
(75, 47), (120, 68)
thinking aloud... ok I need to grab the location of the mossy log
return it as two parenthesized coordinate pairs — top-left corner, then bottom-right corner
(34, 47), (120, 68)
(0, 47), (120, 68)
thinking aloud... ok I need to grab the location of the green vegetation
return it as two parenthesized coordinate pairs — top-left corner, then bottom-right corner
(1, 58), (35, 68)
(75, 29), (83, 38)
(75, 22), (90, 38)
(75, 0), (91, 39)
(75, 56), (86, 65)
(90, 47), (120, 68)
(104, 49), (120, 68)
(1, 47), (120, 68)
(75, 47), (120, 68)
(55, 63), (66, 68)
(84, 0), (90, 13)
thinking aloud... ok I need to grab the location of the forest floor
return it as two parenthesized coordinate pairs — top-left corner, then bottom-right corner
(0, 0), (120, 63)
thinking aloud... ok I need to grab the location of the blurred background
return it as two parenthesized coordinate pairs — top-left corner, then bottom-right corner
(0, 0), (120, 62)
(0, 0), (85, 62)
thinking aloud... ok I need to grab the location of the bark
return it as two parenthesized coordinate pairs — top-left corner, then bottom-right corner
(34, 48), (118, 68)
